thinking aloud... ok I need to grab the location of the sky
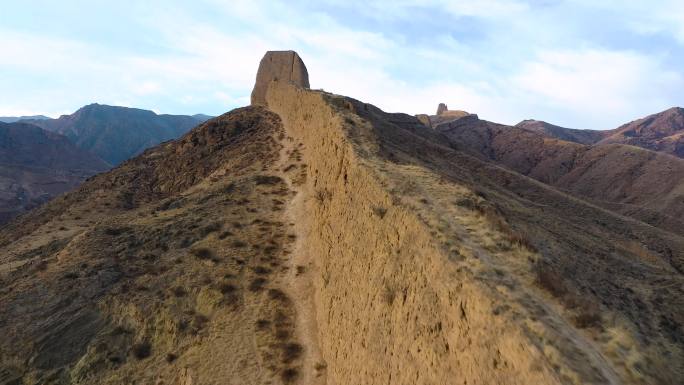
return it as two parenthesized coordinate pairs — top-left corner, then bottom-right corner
(1, 0), (683, 129)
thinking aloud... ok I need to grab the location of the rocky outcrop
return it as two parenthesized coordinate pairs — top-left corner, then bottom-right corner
(251, 51), (310, 107)
(436, 103), (448, 115)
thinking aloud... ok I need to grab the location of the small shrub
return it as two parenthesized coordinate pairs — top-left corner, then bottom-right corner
(104, 227), (130, 236)
(267, 288), (289, 302)
(132, 342), (151, 360)
(255, 175), (283, 185)
(253, 266), (271, 275)
(248, 277), (267, 292)
(281, 343), (303, 363)
(574, 307), (603, 329)
(191, 247), (213, 260)
(382, 285), (396, 305)
(281, 368), (299, 383)
(218, 230), (233, 239)
(166, 353), (178, 363)
(275, 329), (290, 340)
(255, 319), (271, 330)
(372, 206), (388, 219)
(172, 286), (187, 297)
(231, 240), (247, 248)
(219, 283), (237, 294)
(63, 271), (79, 280)
(534, 262), (567, 298)
(201, 222), (222, 237)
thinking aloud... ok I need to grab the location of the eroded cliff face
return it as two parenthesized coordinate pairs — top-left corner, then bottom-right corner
(265, 81), (567, 385)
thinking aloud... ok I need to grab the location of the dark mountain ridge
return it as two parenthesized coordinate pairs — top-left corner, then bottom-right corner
(25, 104), (210, 165)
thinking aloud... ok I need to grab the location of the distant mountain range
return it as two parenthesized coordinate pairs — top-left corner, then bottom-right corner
(0, 121), (110, 224)
(433, 106), (684, 234)
(0, 115), (51, 123)
(24, 104), (210, 165)
(517, 107), (684, 158)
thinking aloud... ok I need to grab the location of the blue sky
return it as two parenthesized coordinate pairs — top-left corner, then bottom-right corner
(1, 0), (683, 129)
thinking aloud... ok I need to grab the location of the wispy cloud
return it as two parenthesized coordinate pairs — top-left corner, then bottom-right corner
(0, 0), (682, 129)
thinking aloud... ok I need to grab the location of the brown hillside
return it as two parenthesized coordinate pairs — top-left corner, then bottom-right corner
(515, 120), (607, 145)
(0, 51), (682, 385)
(599, 107), (684, 158)
(437, 115), (684, 235)
(0, 122), (109, 225)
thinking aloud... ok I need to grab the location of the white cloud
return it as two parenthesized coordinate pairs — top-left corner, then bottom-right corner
(511, 49), (684, 128)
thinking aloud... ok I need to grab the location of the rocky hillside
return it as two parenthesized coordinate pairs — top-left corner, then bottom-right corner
(0, 51), (682, 385)
(0, 121), (109, 225)
(437, 114), (684, 234)
(516, 120), (607, 145)
(598, 107), (684, 158)
(516, 107), (684, 158)
(25, 104), (209, 165)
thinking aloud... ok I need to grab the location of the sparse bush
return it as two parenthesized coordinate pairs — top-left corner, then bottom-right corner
(372, 206), (388, 219)
(104, 227), (130, 236)
(253, 266), (271, 275)
(281, 343), (303, 364)
(219, 283), (237, 294)
(315, 189), (331, 203)
(63, 271), (79, 280)
(281, 368), (299, 383)
(166, 353), (178, 363)
(255, 175), (283, 185)
(534, 262), (567, 298)
(191, 247), (213, 260)
(574, 306), (603, 329)
(232, 240), (247, 248)
(255, 319), (271, 330)
(132, 342), (151, 360)
(201, 222), (222, 237)
(268, 288), (289, 302)
(382, 285), (396, 305)
(172, 286), (187, 297)
(248, 277), (267, 292)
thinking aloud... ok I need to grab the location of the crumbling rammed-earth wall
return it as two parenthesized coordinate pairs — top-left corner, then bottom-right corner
(265, 80), (562, 385)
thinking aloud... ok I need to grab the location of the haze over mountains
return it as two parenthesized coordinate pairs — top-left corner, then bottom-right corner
(0, 51), (682, 385)
(0, 115), (51, 124)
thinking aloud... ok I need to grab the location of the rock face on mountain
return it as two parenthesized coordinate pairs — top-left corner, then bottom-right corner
(518, 108), (684, 158)
(25, 104), (208, 165)
(598, 107), (684, 158)
(516, 120), (607, 145)
(438, 114), (684, 234)
(251, 51), (310, 107)
(0, 51), (682, 385)
(0, 122), (109, 224)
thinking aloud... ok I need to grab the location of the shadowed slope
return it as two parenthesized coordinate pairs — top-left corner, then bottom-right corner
(0, 122), (109, 225)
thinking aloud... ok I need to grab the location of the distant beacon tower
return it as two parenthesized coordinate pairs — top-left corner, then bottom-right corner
(251, 50), (310, 107)
(436, 103), (448, 116)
